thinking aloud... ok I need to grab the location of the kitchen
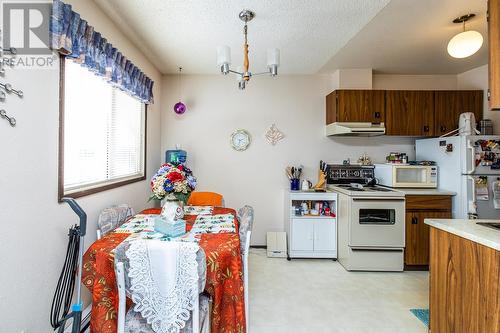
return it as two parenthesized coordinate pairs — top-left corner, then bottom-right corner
(280, 129), (500, 331)
(283, 105), (500, 331)
(280, 1), (500, 331)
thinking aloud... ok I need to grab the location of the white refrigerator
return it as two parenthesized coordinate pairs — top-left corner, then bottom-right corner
(416, 135), (500, 219)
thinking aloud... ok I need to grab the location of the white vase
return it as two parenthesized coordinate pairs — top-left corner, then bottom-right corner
(160, 200), (184, 221)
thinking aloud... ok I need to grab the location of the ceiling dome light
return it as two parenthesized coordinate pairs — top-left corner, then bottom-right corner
(447, 14), (483, 59)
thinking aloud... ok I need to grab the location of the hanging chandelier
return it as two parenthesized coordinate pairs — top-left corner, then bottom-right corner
(216, 10), (280, 90)
(447, 14), (483, 59)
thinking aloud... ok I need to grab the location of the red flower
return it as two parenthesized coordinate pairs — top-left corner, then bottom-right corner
(178, 165), (184, 171)
(166, 171), (184, 182)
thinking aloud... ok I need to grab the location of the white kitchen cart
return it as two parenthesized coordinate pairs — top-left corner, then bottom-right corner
(285, 191), (337, 260)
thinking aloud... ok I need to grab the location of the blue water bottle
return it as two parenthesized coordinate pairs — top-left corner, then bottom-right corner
(165, 144), (187, 164)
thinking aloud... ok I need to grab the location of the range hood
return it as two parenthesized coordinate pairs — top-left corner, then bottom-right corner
(326, 122), (385, 137)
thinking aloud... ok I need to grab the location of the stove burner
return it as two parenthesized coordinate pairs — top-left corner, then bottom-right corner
(370, 187), (392, 192)
(333, 184), (394, 192)
(348, 187), (364, 191)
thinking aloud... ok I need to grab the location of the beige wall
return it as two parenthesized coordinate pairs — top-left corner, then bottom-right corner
(0, 1), (162, 331)
(373, 74), (458, 90)
(161, 74), (418, 246)
(161, 71), (495, 246)
(457, 65), (500, 134)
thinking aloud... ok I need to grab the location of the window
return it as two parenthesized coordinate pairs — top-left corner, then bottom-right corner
(59, 57), (146, 200)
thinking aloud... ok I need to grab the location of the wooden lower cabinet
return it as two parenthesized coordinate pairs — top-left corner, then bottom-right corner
(429, 228), (500, 332)
(405, 211), (449, 265)
(404, 195), (452, 269)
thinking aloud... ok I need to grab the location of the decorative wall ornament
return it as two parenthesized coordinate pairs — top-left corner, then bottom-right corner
(265, 124), (284, 145)
(173, 67), (186, 114)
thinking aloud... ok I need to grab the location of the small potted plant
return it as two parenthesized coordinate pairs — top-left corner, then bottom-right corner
(149, 163), (197, 235)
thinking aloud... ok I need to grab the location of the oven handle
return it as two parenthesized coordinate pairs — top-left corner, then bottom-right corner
(352, 198), (405, 201)
(359, 220), (395, 225)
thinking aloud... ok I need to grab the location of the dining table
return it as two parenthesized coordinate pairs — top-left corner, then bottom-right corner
(82, 206), (246, 333)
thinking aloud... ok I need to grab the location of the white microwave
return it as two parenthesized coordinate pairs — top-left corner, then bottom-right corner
(374, 164), (438, 188)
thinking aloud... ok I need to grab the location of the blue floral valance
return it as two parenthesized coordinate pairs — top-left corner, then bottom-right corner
(50, 0), (154, 104)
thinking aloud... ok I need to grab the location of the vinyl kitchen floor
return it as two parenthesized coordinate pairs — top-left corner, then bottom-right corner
(248, 249), (429, 333)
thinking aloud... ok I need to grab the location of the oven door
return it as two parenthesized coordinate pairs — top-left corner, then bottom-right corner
(350, 198), (405, 248)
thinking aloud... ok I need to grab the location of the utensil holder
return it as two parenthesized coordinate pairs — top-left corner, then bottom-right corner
(290, 178), (300, 191)
(313, 170), (326, 190)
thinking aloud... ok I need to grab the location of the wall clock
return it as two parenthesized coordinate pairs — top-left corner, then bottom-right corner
(230, 129), (251, 151)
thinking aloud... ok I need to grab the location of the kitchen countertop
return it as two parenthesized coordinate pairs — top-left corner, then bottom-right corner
(394, 188), (456, 196)
(425, 219), (500, 251)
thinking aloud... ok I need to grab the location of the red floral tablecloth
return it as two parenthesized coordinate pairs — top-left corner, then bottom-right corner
(82, 207), (246, 333)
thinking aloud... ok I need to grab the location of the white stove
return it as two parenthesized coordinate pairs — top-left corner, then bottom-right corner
(328, 184), (404, 198)
(327, 164), (405, 272)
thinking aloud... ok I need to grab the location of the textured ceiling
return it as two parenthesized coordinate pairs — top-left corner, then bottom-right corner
(320, 0), (488, 74)
(94, 0), (391, 74)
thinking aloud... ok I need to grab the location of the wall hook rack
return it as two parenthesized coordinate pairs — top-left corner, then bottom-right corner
(0, 109), (16, 126)
(0, 28), (23, 127)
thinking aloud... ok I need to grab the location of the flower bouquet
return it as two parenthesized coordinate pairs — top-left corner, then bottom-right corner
(149, 162), (197, 204)
(150, 163), (197, 236)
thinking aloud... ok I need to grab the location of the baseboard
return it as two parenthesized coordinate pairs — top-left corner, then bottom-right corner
(250, 245), (267, 249)
(404, 264), (429, 271)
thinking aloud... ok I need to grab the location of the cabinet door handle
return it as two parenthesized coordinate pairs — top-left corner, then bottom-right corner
(411, 217), (418, 224)
(374, 111), (381, 119)
(423, 125), (430, 132)
(440, 125), (446, 132)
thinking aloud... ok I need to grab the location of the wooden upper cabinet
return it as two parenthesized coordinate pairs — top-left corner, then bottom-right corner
(386, 91), (434, 136)
(434, 90), (483, 135)
(326, 90), (385, 124)
(489, 0), (500, 110)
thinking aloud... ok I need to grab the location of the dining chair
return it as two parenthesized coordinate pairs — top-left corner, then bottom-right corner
(187, 192), (224, 207)
(114, 240), (210, 333)
(96, 204), (134, 239)
(237, 205), (254, 331)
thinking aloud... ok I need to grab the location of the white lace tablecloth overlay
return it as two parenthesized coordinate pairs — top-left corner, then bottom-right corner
(126, 239), (200, 333)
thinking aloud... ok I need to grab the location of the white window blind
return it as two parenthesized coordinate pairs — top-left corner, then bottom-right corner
(63, 59), (145, 194)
